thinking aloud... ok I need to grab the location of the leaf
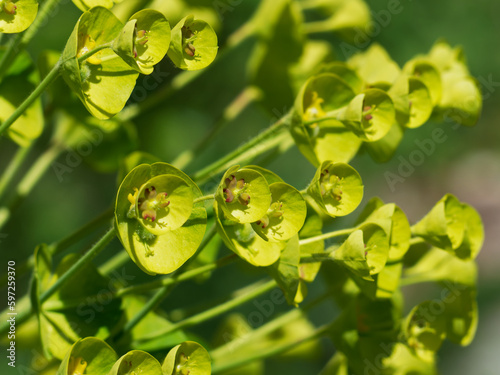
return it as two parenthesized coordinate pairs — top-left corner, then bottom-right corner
(167, 15), (218, 71)
(162, 341), (211, 375)
(0, 0), (38, 33)
(56, 337), (117, 375)
(61, 6), (139, 119)
(115, 163), (207, 275)
(307, 161), (364, 218)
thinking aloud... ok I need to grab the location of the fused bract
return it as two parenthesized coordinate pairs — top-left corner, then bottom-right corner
(113, 9), (171, 74)
(115, 162), (206, 275)
(162, 341), (211, 375)
(167, 15), (218, 71)
(0, 0), (38, 33)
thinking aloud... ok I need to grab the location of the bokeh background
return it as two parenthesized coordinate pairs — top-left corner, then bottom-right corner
(1, 0), (499, 373)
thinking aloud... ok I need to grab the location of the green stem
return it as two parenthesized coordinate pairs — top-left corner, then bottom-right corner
(192, 114), (291, 184)
(193, 194), (215, 204)
(0, 227), (116, 336)
(212, 322), (332, 374)
(211, 289), (332, 360)
(98, 250), (131, 276)
(299, 227), (355, 246)
(0, 60), (61, 138)
(0, 0), (66, 82)
(131, 279), (277, 346)
(409, 237), (426, 247)
(300, 252), (333, 263)
(172, 86), (262, 170)
(76, 43), (112, 64)
(0, 143), (33, 202)
(0, 141), (64, 230)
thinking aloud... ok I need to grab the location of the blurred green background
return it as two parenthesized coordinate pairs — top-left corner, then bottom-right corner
(1, 0), (499, 373)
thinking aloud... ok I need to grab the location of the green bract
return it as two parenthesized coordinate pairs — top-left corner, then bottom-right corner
(251, 182), (307, 243)
(113, 9), (171, 74)
(292, 73), (361, 166)
(363, 122), (404, 163)
(72, 0), (117, 12)
(115, 162), (206, 275)
(0, 49), (43, 146)
(56, 337), (117, 375)
(411, 194), (465, 252)
(162, 341), (211, 375)
(215, 165), (272, 224)
(320, 62), (364, 93)
(336, 88), (395, 142)
(109, 351), (162, 375)
(167, 15), (218, 71)
(61, 6), (139, 119)
(403, 59), (443, 106)
(455, 203), (484, 260)
(389, 76), (433, 129)
(267, 236), (300, 305)
(0, 0), (38, 33)
(331, 223), (389, 280)
(307, 161), (363, 218)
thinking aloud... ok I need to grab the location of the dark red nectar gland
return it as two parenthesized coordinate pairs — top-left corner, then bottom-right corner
(363, 105), (374, 121)
(133, 27), (148, 58)
(256, 201), (284, 229)
(138, 186), (170, 222)
(182, 25), (196, 57)
(223, 175), (250, 205)
(2, 1), (17, 14)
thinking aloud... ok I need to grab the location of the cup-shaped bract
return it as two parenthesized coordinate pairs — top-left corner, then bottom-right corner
(61, 7), (139, 119)
(162, 341), (211, 375)
(113, 9), (170, 75)
(331, 223), (389, 280)
(108, 350), (163, 375)
(115, 162), (206, 275)
(56, 337), (117, 375)
(292, 73), (359, 166)
(403, 59), (443, 106)
(307, 161), (363, 218)
(389, 76), (433, 129)
(404, 302), (446, 362)
(215, 165), (272, 224)
(0, 49), (43, 147)
(363, 122), (404, 163)
(320, 61), (364, 93)
(0, 0), (38, 33)
(347, 43), (401, 89)
(252, 182), (307, 243)
(167, 15), (218, 71)
(214, 203), (285, 267)
(337, 88), (395, 142)
(454, 204), (484, 260)
(411, 194), (465, 251)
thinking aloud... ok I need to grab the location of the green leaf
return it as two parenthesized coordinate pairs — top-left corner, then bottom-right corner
(347, 43), (400, 88)
(215, 166), (272, 224)
(167, 15), (218, 71)
(267, 235), (300, 305)
(162, 341), (211, 375)
(337, 88), (395, 142)
(307, 161), (364, 217)
(0, 0), (38, 33)
(115, 163), (207, 275)
(411, 194), (465, 251)
(331, 223), (389, 280)
(252, 182), (307, 243)
(0, 50), (43, 146)
(36, 254), (124, 360)
(113, 9), (171, 75)
(108, 350), (163, 375)
(56, 337), (117, 375)
(214, 202), (285, 267)
(389, 76), (433, 129)
(61, 6), (139, 119)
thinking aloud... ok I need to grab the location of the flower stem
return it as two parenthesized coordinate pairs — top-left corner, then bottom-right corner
(130, 279), (277, 348)
(212, 322), (332, 374)
(192, 113), (292, 184)
(0, 0), (66, 82)
(299, 227), (355, 246)
(0, 143), (33, 202)
(193, 194), (216, 204)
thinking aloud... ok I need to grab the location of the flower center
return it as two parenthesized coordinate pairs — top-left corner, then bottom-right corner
(77, 35), (102, 65)
(223, 175), (250, 205)
(133, 27), (148, 58)
(256, 201), (284, 229)
(137, 186), (170, 222)
(304, 91), (326, 125)
(68, 357), (87, 375)
(182, 25), (196, 57)
(1, 1), (17, 15)
(319, 169), (343, 201)
(362, 104), (376, 123)
(175, 352), (190, 375)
